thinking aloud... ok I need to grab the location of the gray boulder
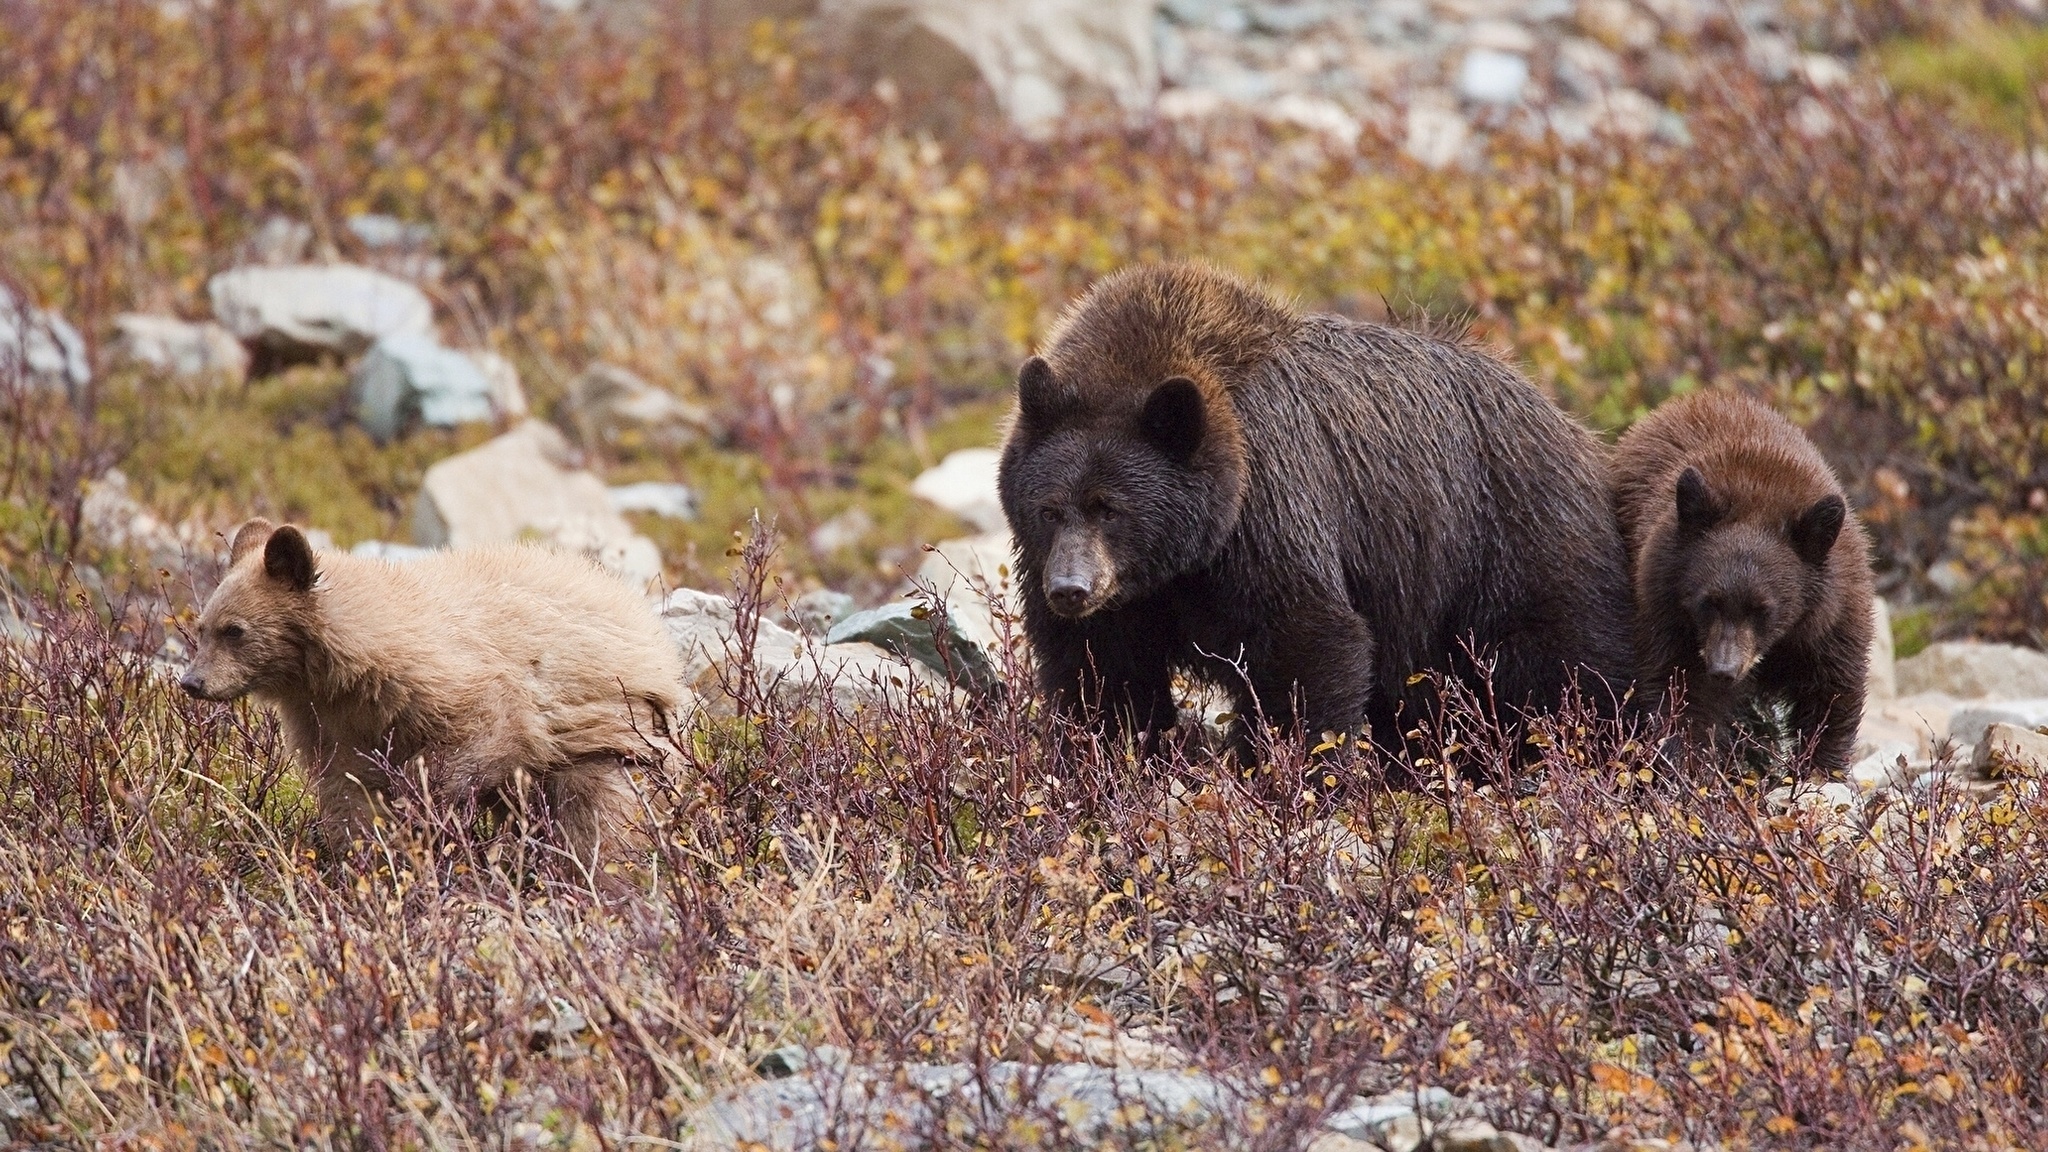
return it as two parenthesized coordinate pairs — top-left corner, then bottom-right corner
(350, 334), (498, 442)
(562, 363), (710, 449)
(207, 263), (434, 360)
(1949, 700), (2048, 748)
(660, 588), (939, 713)
(413, 421), (663, 591)
(1457, 49), (1529, 104)
(0, 286), (90, 398)
(109, 314), (249, 385)
(827, 601), (1000, 694)
(1896, 641), (2048, 700)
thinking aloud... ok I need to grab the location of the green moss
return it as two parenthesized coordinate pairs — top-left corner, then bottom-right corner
(1880, 19), (2048, 140)
(1891, 604), (1936, 660)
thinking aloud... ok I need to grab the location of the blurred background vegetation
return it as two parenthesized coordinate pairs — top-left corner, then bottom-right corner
(1, 0), (2045, 646)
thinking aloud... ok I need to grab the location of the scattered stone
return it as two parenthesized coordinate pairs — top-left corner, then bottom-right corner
(1576, 0), (1659, 51)
(349, 540), (437, 563)
(1266, 93), (1362, 142)
(820, 0), (1160, 135)
(1949, 699), (2048, 748)
(562, 363), (710, 450)
(1896, 642), (2048, 700)
(909, 447), (1006, 532)
(1555, 36), (1623, 99)
(1323, 1087), (1472, 1147)
(827, 601), (1000, 694)
(1798, 52), (1850, 89)
(237, 215), (313, 266)
(1864, 691), (1961, 758)
(1848, 741), (1922, 793)
(474, 350), (528, 422)
(608, 481), (700, 522)
(1404, 102), (1472, 167)
(1467, 19), (1537, 54)
(0, 285), (91, 398)
(808, 506), (875, 555)
(349, 334), (499, 443)
(1972, 722), (2048, 777)
(1023, 1017), (1192, 1070)
(108, 314), (249, 385)
(345, 213), (434, 251)
(207, 263), (434, 362)
(1585, 87), (1663, 138)
(694, 1060), (1231, 1150)
(78, 470), (203, 573)
(789, 589), (857, 636)
(1867, 597), (1896, 700)
(413, 421), (663, 590)
(1458, 49), (1530, 104)
(660, 588), (940, 713)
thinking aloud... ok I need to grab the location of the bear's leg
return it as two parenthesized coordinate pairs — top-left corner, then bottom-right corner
(544, 758), (645, 873)
(1034, 616), (1178, 754)
(1244, 606), (1376, 743)
(313, 768), (386, 857)
(1783, 649), (1866, 777)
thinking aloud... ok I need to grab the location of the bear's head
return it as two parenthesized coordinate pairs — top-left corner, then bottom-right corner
(998, 356), (1248, 619)
(1670, 467), (1844, 680)
(180, 518), (319, 701)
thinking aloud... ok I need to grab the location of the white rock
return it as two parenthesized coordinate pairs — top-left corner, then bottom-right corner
(1949, 699), (2048, 748)
(349, 334), (497, 443)
(1798, 53), (1850, 89)
(1974, 722), (2048, 775)
(1265, 93), (1362, 143)
(561, 363), (709, 450)
(659, 588), (938, 713)
(1585, 87), (1662, 138)
(1404, 102), (1472, 168)
(909, 447), (1005, 532)
(109, 314), (249, 385)
(0, 286), (91, 398)
(413, 421), (663, 591)
(207, 263), (434, 359)
(1849, 742), (1922, 792)
(913, 529), (1015, 656)
(472, 350), (527, 421)
(78, 470), (202, 572)
(1458, 49), (1530, 104)
(1868, 597), (1896, 700)
(1897, 641), (2048, 699)
(607, 482), (698, 522)
(809, 506), (875, 555)
(822, 0), (1159, 135)
(1864, 691), (1962, 757)
(1577, 0), (1658, 50)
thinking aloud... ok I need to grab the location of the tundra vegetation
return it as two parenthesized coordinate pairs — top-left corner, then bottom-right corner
(2, 1), (2047, 1147)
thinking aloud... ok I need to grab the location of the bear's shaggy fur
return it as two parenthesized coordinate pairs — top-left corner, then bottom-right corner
(997, 263), (1634, 755)
(181, 520), (685, 865)
(1614, 390), (1873, 775)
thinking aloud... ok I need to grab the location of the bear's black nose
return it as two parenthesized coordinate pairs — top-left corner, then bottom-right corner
(178, 672), (205, 698)
(1046, 577), (1092, 616)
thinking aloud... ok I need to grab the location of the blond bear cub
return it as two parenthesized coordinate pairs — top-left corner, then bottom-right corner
(181, 518), (685, 867)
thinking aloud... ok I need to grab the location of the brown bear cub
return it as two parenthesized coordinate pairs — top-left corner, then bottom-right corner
(1613, 391), (1873, 775)
(997, 263), (1635, 758)
(181, 520), (685, 867)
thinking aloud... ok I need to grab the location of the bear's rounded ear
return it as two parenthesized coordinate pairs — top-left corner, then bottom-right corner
(1790, 494), (1845, 566)
(229, 518), (276, 565)
(1675, 467), (1722, 534)
(262, 525), (317, 593)
(1016, 356), (1065, 425)
(1141, 376), (1206, 462)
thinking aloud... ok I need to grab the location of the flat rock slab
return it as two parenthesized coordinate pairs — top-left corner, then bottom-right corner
(414, 421), (662, 591)
(1, 286), (90, 397)
(1896, 641), (2048, 700)
(109, 313), (249, 384)
(350, 333), (498, 442)
(660, 589), (941, 714)
(1949, 699), (2048, 748)
(208, 263), (434, 359)
(827, 601), (999, 695)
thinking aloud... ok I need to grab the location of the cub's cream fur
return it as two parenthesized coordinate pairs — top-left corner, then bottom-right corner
(181, 519), (684, 866)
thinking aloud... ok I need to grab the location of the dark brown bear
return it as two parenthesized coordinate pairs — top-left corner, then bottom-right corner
(996, 263), (1634, 757)
(1613, 390), (1873, 775)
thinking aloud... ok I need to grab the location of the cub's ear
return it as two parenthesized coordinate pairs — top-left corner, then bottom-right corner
(229, 518), (276, 565)
(1016, 356), (1068, 426)
(1675, 467), (1723, 534)
(1141, 376), (1206, 461)
(1790, 494), (1846, 566)
(262, 525), (317, 593)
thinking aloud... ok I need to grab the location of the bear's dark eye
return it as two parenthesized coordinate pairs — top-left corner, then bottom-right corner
(1039, 507), (1063, 525)
(218, 623), (245, 641)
